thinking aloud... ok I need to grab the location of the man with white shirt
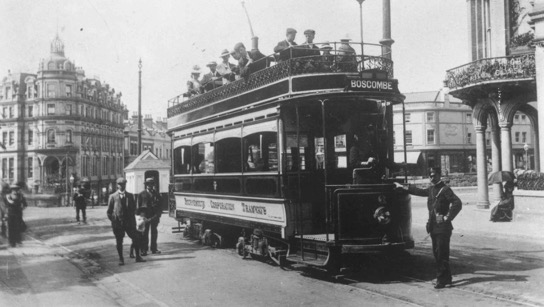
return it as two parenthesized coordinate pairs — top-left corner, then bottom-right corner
(107, 177), (145, 265)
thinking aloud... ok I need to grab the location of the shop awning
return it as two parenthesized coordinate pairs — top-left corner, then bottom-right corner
(394, 151), (422, 164)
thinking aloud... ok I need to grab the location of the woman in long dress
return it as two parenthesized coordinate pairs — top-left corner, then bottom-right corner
(3, 184), (26, 247)
(490, 181), (515, 222)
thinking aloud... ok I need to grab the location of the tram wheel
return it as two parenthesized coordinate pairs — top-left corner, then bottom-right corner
(236, 237), (247, 258)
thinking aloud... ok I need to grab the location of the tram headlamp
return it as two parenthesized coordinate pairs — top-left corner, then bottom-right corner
(374, 206), (391, 225)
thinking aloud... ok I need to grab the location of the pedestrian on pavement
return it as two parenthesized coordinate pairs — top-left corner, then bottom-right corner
(2, 184), (27, 247)
(130, 207), (147, 258)
(395, 167), (462, 289)
(490, 181), (515, 222)
(107, 177), (146, 265)
(0, 181), (8, 239)
(73, 187), (87, 224)
(137, 177), (162, 255)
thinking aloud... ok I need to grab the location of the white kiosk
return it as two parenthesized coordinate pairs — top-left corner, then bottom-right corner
(124, 150), (170, 210)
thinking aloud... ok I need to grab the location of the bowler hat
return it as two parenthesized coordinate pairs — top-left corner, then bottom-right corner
(220, 49), (230, 57)
(233, 42), (245, 52)
(206, 61), (218, 67)
(286, 28), (297, 35)
(116, 177), (127, 184)
(303, 29), (315, 35)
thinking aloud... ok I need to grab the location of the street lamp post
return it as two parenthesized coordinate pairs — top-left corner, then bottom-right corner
(524, 143), (529, 170)
(356, 0), (365, 62)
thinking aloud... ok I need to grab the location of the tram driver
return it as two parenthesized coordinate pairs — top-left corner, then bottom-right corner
(350, 124), (379, 183)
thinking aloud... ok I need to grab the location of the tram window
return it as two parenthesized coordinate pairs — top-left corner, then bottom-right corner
(315, 137), (324, 169)
(244, 132), (277, 172)
(173, 177), (192, 192)
(173, 146), (191, 174)
(245, 177), (277, 196)
(334, 134), (347, 168)
(286, 134), (309, 171)
(215, 137), (242, 173)
(192, 143), (214, 174)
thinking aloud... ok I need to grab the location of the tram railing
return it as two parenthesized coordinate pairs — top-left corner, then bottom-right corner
(167, 41), (393, 118)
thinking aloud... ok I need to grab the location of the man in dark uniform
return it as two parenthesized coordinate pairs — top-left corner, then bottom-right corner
(395, 167), (462, 289)
(137, 178), (162, 255)
(274, 28), (299, 61)
(107, 177), (145, 265)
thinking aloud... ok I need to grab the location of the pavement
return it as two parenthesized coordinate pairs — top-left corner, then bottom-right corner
(0, 188), (542, 306)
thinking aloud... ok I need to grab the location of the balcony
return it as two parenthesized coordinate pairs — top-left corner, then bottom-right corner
(445, 52), (536, 99)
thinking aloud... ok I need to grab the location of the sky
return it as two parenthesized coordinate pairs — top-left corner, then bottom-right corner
(0, 0), (468, 121)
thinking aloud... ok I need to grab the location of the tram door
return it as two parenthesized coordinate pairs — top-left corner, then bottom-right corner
(282, 103), (326, 235)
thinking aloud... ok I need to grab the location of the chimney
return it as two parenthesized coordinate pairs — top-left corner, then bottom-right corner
(144, 114), (153, 127)
(132, 111), (138, 121)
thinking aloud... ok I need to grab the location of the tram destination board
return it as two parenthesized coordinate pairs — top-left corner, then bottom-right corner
(346, 77), (399, 94)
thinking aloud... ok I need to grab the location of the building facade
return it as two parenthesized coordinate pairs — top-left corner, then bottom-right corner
(124, 112), (170, 168)
(393, 90), (533, 176)
(445, 0), (541, 207)
(0, 35), (126, 200)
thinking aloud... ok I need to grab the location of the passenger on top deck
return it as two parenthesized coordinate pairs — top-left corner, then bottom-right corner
(201, 61), (223, 92)
(216, 49), (237, 84)
(274, 28), (299, 61)
(301, 29), (321, 57)
(233, 42), (266, 78)
(320, 41), (334, 71)
(337, 37), (358, 72)
(185, 65), (202, 97)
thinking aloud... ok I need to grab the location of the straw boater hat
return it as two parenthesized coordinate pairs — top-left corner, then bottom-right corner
(145, 178), (155, 185)
(321, 41), (333, 50)
(191, 65), (201, 74)
(220, 49), (230, 57)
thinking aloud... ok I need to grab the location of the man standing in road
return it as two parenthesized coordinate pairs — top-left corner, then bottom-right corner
(137, 178), (162, 255)
(107, 177), (145, 265)
(395, 167), (462, 289)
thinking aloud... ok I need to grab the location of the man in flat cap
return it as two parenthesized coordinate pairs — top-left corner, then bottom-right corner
(233, 42), (267, 78)
(274, 28), (299, 61)
(201, 61), (223, 92)
(107, 177), (145, 265)
(301, 29), (321, 57)
(217, 49), (237, 84)
(137, 177), (162, 255)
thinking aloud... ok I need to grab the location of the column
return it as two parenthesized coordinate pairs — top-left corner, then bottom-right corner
(500, 124), (513, 172)
(531, 2), (544, 172)
(475, 125), (490, 209)
(534, 129), (540, 172)
(490, 127), (502, 201)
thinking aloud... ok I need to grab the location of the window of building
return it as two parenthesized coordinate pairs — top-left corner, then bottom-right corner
(9, 107), (13, 118)
(28, 157), (33, 178)
(467, 132), (472, 144)
(514, 114), (520, 122)
(9, 131), (14, 146)
(2, 158), (6, 178)
(522, 132), (527, 143)
(405, 113), (411, 122)
(28, 130), (33, 145)
(521, 115), (527, 123)
(2, 132), (7, 146)
(47, 129), (56, 143)
(2, 107), (7, 118)
(66, 130), (72, 143)
(427, 112), (435, 122)
(486, 131), (491, 145)
(65, 84), (72, 97)
(466, 113), (472, 123)
(406, 130), (413, 145)
(66, 104), (72, 115)
(28, 106), (33, 117)
(515, 132), (520, 143)
(8, 158), (14, 179)
(427, 129), (435, 144)
(47, 104), (55, 115)
(47, 84), (56, 98)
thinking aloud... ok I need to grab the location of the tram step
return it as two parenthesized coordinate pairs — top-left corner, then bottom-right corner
(172, 222), (186, 233)
(286, 254), (327, 267)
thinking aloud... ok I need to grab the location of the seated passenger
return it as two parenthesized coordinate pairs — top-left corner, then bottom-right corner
(337, 37), (357, 72)
(185, 65), (202, 97)
(320, 42), (334, 71)
(247, 145), (265, 171)
(233, 42), (266, 78)
(216, 49), (237, 84)
(201, 61), (223, 92)
(301, 29), (321, 57)
(273, 28), (299, 61)
(490, 181), (515, 222)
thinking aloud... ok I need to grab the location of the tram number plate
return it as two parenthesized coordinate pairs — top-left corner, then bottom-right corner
(346, 77), (399, 93)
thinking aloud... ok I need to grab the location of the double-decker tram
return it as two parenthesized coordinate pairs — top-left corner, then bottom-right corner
(167, 40), (413, 271)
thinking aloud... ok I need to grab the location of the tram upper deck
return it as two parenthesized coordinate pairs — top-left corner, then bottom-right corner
(166, 41), (402, 132)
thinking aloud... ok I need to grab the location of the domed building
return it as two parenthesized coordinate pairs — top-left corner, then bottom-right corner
(0, 34), (127, 204)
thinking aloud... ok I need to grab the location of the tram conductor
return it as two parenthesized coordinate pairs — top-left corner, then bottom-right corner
(107, 177), (145, 265)
(395, 167), (462, 289)
(137, 178), (162, 255)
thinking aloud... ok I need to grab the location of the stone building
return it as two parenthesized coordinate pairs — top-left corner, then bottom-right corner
(444, 0), (543, 207)
(0, 34), (126, 202)
(393, 89), (533, 176)
(123, 112), (170, 168)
